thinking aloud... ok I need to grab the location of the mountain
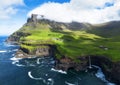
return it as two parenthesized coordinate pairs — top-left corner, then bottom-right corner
(7, 15), (120, 84)
(88, 21), (120, 37)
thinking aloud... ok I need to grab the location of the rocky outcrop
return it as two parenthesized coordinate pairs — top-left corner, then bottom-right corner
(55, 56), (88, 71)
(27, 14), (38, 23)
(6, 32), (30, 44)
(90, 56), (120, 85)
(16, 45), (56, 58)
(105, 62), (120, 85)
(55, 56), (120, 85)
(15, 50), (32, 58)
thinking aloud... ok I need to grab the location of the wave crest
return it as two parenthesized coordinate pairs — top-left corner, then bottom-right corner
(93, 65), (115, 85)
(28, 71), (43, 80)
(0, 50), (7, 53)
(51, 68), (67, 74)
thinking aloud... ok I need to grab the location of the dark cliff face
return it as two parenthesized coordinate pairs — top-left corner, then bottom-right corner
(55, 56), (88, 71)
(89, 56), (120, 84)
(55, 56), (120, 85)
(109, 62), (120, 85)
(16, 45), (56, 58)
(92, 56), (120, 85)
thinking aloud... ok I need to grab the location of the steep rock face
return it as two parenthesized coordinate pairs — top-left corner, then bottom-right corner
(35, 47), (50, 56)
(55, 57), (88, 71)
(15, 50), (32, 58)
(55, 56), (120, 84)
(16, 45), (56, 58)
(109, 62), (120, 85)
(91, 56), (120, 85)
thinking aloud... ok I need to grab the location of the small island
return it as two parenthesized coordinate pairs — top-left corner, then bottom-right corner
(7, 14), (120, 84)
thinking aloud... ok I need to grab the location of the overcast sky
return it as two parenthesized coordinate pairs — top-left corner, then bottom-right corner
(0, 0), (120, 36)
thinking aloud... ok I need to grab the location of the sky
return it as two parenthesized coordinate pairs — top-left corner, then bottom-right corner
(0, 0), (120, 36)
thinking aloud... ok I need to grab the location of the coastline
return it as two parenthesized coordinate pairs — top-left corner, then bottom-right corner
(11, 45), (120, 85)
(6, 17), (120, 85)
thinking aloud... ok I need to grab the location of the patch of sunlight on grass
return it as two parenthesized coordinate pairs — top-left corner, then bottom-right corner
(19, 22), (120, 62)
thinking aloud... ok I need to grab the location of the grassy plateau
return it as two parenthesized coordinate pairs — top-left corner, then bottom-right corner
(14, 20), (120, 62)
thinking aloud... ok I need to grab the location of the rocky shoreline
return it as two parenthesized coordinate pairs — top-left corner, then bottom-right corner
(12, 44), (120, 85)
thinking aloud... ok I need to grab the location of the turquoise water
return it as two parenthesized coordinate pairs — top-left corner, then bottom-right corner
(0, 36), (115, 85)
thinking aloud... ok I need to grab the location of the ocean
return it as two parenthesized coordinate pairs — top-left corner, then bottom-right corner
(0, 36), (115, 85)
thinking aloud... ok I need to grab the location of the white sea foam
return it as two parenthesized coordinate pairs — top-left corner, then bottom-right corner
(10, 57), (22, 61)
(93, 65), (116, 85)
(47, 78), (54, 85)
(7, 49), (18, 53)
(28, 71), (43, 80)
(51, 68), (67, 74)
(0, 50), (7, 53)
(48, 78), (52, 81)
(12, 60), (19, 64)
(11, 59), (25, 67)
(16, 64), (25, 67)
(36, 58), (41, 64)
(5, 44), (17, 47)
(65, 81), (75, 85)
(10, 57), (25, 67)
(45, 74), (48, 76)
(12, 49), (18, 52)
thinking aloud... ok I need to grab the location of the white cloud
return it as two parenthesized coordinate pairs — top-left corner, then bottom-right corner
(0, 0), (25, 36)
(0, 0), (24, 19)
(0, 21), (25, 36)
(28, 0), (120, 24)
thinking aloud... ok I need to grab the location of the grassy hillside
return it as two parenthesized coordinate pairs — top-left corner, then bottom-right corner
(88, 21), (120, 37)
(12, 20), (120, 62)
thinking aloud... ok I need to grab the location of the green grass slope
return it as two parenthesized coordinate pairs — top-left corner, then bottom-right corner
(13, 20), (120, 62)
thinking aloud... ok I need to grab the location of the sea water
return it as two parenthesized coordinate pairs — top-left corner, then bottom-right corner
(0, 36), (116, 85)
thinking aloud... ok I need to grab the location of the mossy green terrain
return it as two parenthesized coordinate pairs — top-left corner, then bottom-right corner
(15, 20), (120, 62)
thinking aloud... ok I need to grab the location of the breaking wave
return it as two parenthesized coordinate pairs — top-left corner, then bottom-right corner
(28, 71), (54, 85)
(28, 71), (43, 80)
(10, 56), (22, 61)
(0, 50), (7, 53)
(51, 68), (67, 74)
(93, 65), (115, 85)
(65, 81), (75, 85)
(36, 58), (41, 64)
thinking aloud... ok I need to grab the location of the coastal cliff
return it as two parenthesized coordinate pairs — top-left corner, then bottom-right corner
(7, 15), (120, 84)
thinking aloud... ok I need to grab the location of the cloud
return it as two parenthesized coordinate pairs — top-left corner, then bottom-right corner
(0, 20), (25, 36)
(28, 0), (120, 24)
(0, 0), (24, 19)
(0, 0), (25, 36)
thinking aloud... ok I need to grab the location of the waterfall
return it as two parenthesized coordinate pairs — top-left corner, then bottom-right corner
(89, 56), (92, 69)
